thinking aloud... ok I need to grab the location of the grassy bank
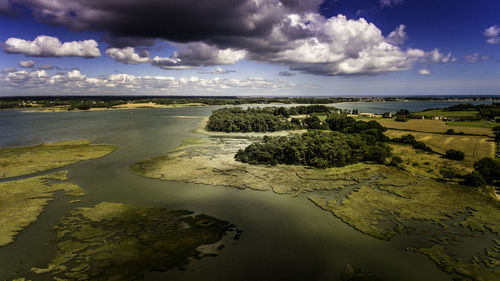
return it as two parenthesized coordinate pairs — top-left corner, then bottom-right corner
(0, 171), (85, 246)
(0, 140), (117, 247)
(0, 140), (118, 179)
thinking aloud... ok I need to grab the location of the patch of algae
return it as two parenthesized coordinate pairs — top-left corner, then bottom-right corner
(130, 137), (382, 195)
(309, 168), (500, 240)
(410, 245), (500, 281)
(309, 168), (500, 281)
(30, 202), (235, 280)
(0, 140), (118, 179)
(0, 171), (85, 247)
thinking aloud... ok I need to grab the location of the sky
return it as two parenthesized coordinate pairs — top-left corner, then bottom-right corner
(0, 0), (499, 96)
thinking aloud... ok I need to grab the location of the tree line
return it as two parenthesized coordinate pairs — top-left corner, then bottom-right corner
(235, 114), (390, 168)
(206, 105), (339, 133)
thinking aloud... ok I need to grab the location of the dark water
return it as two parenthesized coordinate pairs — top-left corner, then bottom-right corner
(0, 101), (479, 281)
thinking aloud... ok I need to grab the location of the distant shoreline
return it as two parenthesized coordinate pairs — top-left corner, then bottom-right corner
(0, 97), (497, 113)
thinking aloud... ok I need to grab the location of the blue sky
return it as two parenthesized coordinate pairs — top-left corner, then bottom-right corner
(0, 0), (498, 96)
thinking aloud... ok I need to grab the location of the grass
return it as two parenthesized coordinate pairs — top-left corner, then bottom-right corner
(0, 140), (118, 179)
(361, 118), (494, 136)
(411, 245), (500, 281)
(308, 170), (499, 238)
(446, 121), (499, 128)
(413, 109), (479, 117)
(130, 136), (383, 195)
(0, 171), (85, 247)
(30, 202), (235, 280)
(390, 143), (473, 179)
(0, 140), (117, 247)
(385, 130), (494, 161)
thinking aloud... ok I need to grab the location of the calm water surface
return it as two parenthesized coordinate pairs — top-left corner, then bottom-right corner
(0, 101), (485, 281)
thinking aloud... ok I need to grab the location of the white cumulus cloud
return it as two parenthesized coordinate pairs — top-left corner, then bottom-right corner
(484, 25), (500, 44)
(464, 53), (491, 63)
(386, 25), (407, 45)
(418, 69), (430, 75)
(380, 0), (404, 8)
(252, 14), (431, 75)
(19, 60), (35, 68)
(4, 35), (101, 57)
(105, 47), (150, 64)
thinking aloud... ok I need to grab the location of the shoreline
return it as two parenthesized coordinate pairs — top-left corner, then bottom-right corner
(1, 98), (496, 113)
(19, 102), (208, 113)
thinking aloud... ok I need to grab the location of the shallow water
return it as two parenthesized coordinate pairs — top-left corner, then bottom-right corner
(0, 101), (486, 281)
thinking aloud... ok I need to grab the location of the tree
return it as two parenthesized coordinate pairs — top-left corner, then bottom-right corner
(494, 126), (500, 142)
(396, 109), (411, 116)
(473, 157), (500, 184)
(445, 149), (465, 161)
(235, 130), (388, 168)
(388, 156), (403, 167)
(303, 115), (323, 129)
(463, 171), (486, 187)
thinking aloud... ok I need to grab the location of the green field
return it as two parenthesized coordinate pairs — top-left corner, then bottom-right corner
(361, 118), (494, 136)
(446, 120), (498, 128)
(414, 109), (479, 117)
(0, 140), (118, 179)
(385, 129), (494, 161)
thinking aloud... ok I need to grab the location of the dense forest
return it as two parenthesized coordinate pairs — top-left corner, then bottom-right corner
(235, 130), (390, 168)
(234, 113), (390, 168)
(206, 105), (339, 132)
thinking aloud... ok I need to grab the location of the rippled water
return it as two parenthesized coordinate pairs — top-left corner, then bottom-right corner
(0, 101), (488, 281)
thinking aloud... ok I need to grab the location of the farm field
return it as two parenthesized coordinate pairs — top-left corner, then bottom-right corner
(385, 130), (495, 161)
(413, 109), (479, 117)
(359, 118), (494, 136)
(390, 144), (473, 179)
(446, 120), (498, 128)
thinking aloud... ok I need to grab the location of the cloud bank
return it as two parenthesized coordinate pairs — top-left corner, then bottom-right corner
(1, 0), (451, 76)
(0, 68), (296, 95)
(4, 35), (101, 57)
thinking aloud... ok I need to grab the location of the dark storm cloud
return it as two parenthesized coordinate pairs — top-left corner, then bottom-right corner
(11, 0), (295, 44)
(101, 35), (157, 49)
